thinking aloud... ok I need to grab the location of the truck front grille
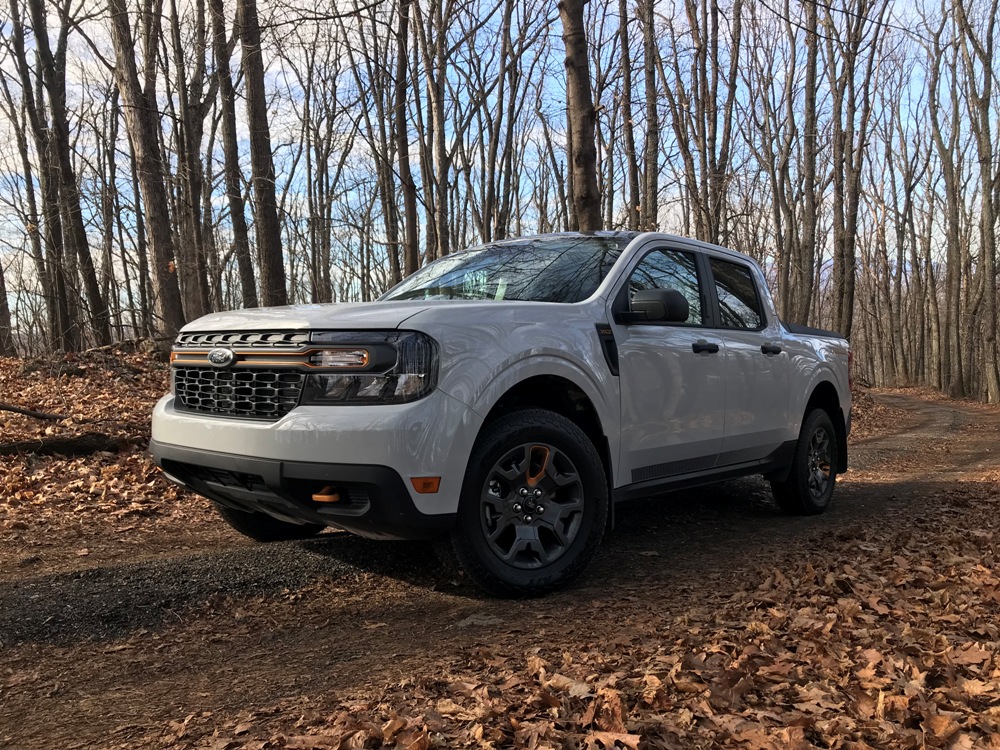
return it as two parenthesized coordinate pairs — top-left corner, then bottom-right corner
(173, 331), (310, 350)
(173, 367), (304, 420)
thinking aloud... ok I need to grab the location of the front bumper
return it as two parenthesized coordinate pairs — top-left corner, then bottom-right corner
(150, 388), (483, 538)
(152, 440), (456, 540)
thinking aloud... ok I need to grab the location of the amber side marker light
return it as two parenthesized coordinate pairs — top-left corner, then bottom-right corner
(410, 477), (441, 494)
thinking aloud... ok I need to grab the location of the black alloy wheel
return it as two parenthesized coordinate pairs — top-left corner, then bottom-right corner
(771, 408), (838, 516)
(450, 409), (608, 596)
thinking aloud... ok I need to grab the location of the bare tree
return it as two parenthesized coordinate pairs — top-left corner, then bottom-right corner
(824, 0), (890, 338)
(238, 0), (287, 305)
(658, 0), (744, 246)
(0, 258), (14, 355)
(793, 0), (820, 326)
(953, 0), (1000, 402)
(4, 0), (77, 349)
(395, 0), (420, 275)
(559, 0), (602, 231)
(617, 0), (640, 230)
(210, 0), (258, 308)
(25, 0), (112, 346)
(164, 0), (214, 319)
(640, 0), (660, 229)
(0, 0), (997, 406)
(109, 0), (186, 338)
(924, 12), (966, 397)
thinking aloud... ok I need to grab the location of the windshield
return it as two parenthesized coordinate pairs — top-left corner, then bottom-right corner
(380, 235), (630, 304)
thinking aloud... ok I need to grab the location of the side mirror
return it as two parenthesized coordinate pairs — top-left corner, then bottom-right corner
(630, 289), (689, 323)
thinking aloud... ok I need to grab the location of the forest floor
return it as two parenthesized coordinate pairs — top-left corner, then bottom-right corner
(1, 352), (999, 749)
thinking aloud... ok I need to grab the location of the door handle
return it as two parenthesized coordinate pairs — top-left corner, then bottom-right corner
(692, 340), (720, 354)
(761, 343), (783, 355)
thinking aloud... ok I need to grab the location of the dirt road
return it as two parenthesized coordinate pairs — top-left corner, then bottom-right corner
(2, 390), (999, 749)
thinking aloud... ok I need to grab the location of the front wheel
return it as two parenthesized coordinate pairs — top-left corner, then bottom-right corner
(449, 409), (608, 597)
(770, 408), (838, 515)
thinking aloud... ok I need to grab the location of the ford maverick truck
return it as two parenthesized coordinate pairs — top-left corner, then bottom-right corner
(151, 232), (851, 595)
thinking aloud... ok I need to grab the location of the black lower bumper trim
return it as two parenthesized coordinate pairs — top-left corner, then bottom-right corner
(150, 440), (455, 540)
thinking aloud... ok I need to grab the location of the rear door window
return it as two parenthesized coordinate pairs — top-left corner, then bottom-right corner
(710, 259), (763, 329)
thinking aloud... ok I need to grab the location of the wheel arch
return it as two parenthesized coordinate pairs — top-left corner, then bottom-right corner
(478, 374), (613, 491)
(805, 380), (848, 473)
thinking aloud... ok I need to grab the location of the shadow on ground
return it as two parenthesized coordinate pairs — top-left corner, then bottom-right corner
(0, 469), (957, 648)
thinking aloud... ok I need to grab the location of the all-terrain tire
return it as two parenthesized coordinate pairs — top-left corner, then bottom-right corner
(449, 409), (608, 597)
(214, 504), (326, 542)
(770, 408), (838, 516)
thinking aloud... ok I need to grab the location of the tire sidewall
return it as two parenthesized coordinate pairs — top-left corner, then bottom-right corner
(795, 409), (838, 513)
(453, 409), (608, 595)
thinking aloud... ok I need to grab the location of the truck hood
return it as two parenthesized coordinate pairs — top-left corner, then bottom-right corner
(180, 301), (432, 332)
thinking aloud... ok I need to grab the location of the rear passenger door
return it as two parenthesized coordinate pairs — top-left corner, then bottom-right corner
(611, 246), (726, 486)
(707, 256), (790, 463)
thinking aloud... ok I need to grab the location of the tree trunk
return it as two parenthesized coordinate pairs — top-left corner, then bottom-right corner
(109, 0), (186, 339)
(395, 0), (420, 275)
(793, 0), (820, 325)
(0, 62), (64, 350)
(641, 0), (659, 230)
(559, 0), (602, 231)
(26, 0), (112, 347)
(0, 259), (14, 356)
(211, 0), (258, 308)
(238, 0), (288, 305)
(166, 0), (212, 320)
(954, 0), (1000, 402)
(618, 0), (640, 230)
(7, 0), (75, 350)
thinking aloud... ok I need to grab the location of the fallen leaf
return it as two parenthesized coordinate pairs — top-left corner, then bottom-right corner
(545, 673), (592, 698)
(585, 731), (641, 749)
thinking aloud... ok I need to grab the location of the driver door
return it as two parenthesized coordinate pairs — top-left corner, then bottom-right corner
(610, 247), (725, 486)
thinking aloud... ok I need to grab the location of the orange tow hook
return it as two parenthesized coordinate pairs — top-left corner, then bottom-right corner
(312, 485), (341, 503)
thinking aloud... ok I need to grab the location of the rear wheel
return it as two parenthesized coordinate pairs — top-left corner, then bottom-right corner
(215, 504), (326, 542)
(449, 409), (607, 597)
(770, 408), (838, 515)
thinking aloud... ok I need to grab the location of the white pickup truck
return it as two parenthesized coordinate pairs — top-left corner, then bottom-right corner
(152, 232), (851, 595)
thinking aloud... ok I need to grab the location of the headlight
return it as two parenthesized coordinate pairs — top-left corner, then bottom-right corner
(300, 331), (438, 405)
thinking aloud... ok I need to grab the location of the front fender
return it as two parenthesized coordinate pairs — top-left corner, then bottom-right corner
(469, 351), (618, 429)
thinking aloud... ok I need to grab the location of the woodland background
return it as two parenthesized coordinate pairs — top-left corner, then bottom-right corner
(0, 0), (998, 401)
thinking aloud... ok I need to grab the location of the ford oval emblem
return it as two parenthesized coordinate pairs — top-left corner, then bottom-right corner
(207, 347), (236, 368)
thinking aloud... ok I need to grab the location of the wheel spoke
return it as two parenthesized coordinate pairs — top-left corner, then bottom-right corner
(538, 514), (571, 547)
(547, 469), (578, 488)
(494, 450), (526, 481)
(525, 445), (551, 487)
(481, 492), (505, 516)
(478, 440), (587, 570)
(549, 496), (583, 520)
(805, 426), (832, 499)
(502, 526), (545, 565)
(487, 518), (514, 543)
